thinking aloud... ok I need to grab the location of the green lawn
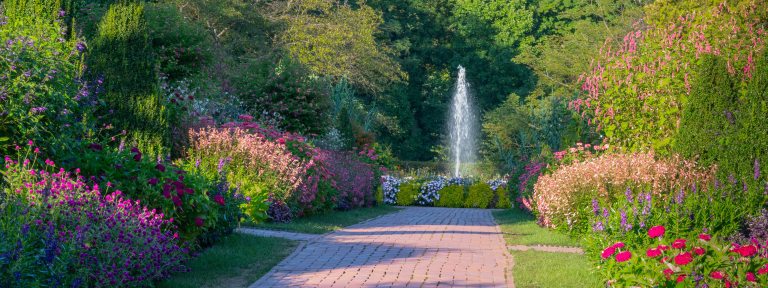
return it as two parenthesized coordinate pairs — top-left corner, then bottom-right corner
(511, 250), (602, 288)
(493, 208), (579, 247)
(157, 234), (298, 288)
(246, 205), (401, 234)
(494, 209), (602, 287)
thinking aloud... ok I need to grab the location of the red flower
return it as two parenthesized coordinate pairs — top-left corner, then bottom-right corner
(672, 239), (687, 249)
(658, 244), (670, 251)
(155, 163), (166, 172)
(601, 246), (616, 259)
(648, 225), (666, 238)
(711, 271), (724, 279)
(194, 217), (204, 227)
(172, 196), (182, 207)
(759, 264), (768, 275)
(611, 242), (625, 249)
(674, 252), (693, 266)
(213, 194), (225, 206)
(663, 268), (674, 279)
(737, 245), (758, 257)
(133, 152), (142, 162)
(747, 272), (757, 282)
(699, 233), (711, 241)
(676, 274), (686, 283)
(148, 178), (158, 185)
(646, 248), (662, 258)
(615, 251), (632, 262)
(692, 247), (705, 255)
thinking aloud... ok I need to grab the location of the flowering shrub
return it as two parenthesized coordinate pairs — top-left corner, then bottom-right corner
(64, 143), (221, 242)
(515, 160), (545, 210)
(312, 149), (376, 210)
(0, 7), (92, 157)
(417, 177), (448, 205)
(186, 123), (307, 220)
(487, 179), (512, 209)
(533, 152), (713, 229)
(598, 226), (768, 287)
(573, 3), (766, 153)
(381, 175), (404, 205)
(0, 154), (187, 287)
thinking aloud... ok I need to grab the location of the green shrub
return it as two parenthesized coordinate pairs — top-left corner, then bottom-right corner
(436, 185), (464, 207)
(144, 3), (211, 82)
(396, 182), (419, 206)
(375, 185), (384, 205)
(465, 183), (494, 208)
(675, 51), (768, 180)
(495, 187), (512, 209)
(88, 2), (171, 157)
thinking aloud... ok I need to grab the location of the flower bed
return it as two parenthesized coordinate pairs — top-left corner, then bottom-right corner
(381, 175), (511, 209)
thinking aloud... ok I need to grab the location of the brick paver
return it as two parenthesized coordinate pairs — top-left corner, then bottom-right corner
(250, 207), (512, 288)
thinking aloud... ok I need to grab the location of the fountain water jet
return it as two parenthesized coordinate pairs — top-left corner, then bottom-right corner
(449, 65), (476, 177)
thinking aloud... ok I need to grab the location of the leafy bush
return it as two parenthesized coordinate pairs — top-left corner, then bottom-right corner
(312, 149), (376, 211)
(88, 2), (171, 157)
(436, 185), (465, 207)
(533, 153), (713, 229)
(396, 182), (419, 206)
(466, 183), (494, 208)
(495, 187), (512, 209)
(0, 4), (91, 157)
(676, 51), (768, 181)
(417, 177), (449, 206)
(0, 152), (188, 287)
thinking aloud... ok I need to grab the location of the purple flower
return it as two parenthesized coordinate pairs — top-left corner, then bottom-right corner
(592, 198), (600, 216)
(602, 208), (609, 218)
(593, 221), (604, 232)
(755, 158), (761, 180)
(30, 107), (47, 114)
(675, 189), (684, 204)
(76, 42), (86, 52)
(624, 187), (633, 203)
(58, 10), (66, 17)
(620, 210), (631, 232)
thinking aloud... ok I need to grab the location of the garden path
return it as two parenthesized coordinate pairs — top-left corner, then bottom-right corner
(249, 207), (513, 287)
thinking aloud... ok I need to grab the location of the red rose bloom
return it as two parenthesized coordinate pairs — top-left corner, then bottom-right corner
(672, 239), (687, 249)
(648, 225), (666, 238)
(692, 247), (705, 256)
(646, 248), (662, 258)
(674, 252), (693, 266)
(737, 245), (757, 257)
(677, 274), (686, 283)
(658, 244), (670, 251)
(711, 271), (724, 279)
(615, 251), (632, 262)
(699, 233), (711, 241)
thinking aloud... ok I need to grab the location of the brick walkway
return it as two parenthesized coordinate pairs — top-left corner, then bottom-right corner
(250, 207), (512, 288)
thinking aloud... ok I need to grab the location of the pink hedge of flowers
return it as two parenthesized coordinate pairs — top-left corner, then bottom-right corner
(533, 152), (713, 228)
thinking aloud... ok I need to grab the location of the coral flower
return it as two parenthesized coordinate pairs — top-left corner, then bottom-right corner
(615, 251), (632, 262)
(737, 245), (757, 257)
(674, 252), (693, 265)
(648, 225), (665, 238)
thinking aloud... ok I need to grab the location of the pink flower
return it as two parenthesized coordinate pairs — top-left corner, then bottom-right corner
(148, 178), (158, 185)
(648, 226), (665, 238)
(672, 239), (686, 249)
(747, 272), (756, 282)
(615, 251), (631, 262)
(646, 247), (662, 258)
(663, 268), (674, 279)
(194, 217), (204, 227)
(674, 252), (693, 265)
(676, 274), (686, 283)
(27, 140), (34, 146)
(736, 245), (757, 257)
(133, 152), (142, 162)
(213, 194), (225, 206)
(155, 163), (166, 172)
(711, 271), (725, 279)
(699, 233), (711, 241)
(692, 247), (705, 255)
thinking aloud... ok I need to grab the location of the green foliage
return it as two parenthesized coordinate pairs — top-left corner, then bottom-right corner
(436, 185), (465, 207)
(465, 182), (494, 208)
(88, 2), (171, 157)
(273, 0), (405, 94)
(0, 1), (89, 157)
(396, 182), (419, 206)
(495, 187), (512, 209)
(243, 62), (331, 134)
(676, 51), (768, 180)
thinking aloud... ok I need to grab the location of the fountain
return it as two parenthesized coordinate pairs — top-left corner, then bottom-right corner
(449, 65), (476, 177)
